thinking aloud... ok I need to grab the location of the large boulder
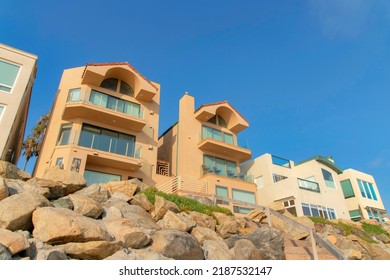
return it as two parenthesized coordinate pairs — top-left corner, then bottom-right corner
(100, 180), (139, 197)
(271, 213), (310, 240)
(216, 220), (239, 239)
(188, 211), (216, 230)
(52, 196), (74, 210)
(0, 192), (51, 231)
(191, 226), (224, 245)
(26, 178), (64, 199)
(57, 241), (121, 260)
(225, 228), (285, 260)
(5, 179), (50, 198)
(157, 211), (196, 232)
(0, 228), (30, 255)
(153, 196), (180, 221)
(150, 229), (204, 260)
(0, 161), (31, 180)
(104, 218), (151, 249)
(68, 194), (103, 219)
(130, 193), (154, 212)
(0, 176), (9, 201)
(203, 239), (233, 260)
(0, 244), (12, 260)
(74, 184), (110, 204)
(267, 201), (285, 213)
(32, 207), (110, 244)
(42, 166), (86, 195)
(213, 212), (232, 224)
(246, 209), (267, 223)
(232, 239), (262, 260)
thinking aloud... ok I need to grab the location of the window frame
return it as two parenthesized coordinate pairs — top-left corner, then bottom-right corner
(0, 59), (21, 93)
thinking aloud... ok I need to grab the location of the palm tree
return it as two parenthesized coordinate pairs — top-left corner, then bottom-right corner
(22, 136), (38, 171)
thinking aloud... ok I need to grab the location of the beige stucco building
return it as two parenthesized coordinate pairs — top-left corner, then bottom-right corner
(241, 154), (351, 220)
(339, 169), (387, 222)
(34, 62), (160, 186)
(155, 94), (257, 214)
(0, 43), (37, 164)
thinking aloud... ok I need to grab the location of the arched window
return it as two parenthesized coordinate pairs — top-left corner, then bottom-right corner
(207, 115), (227, 128)
(100, 78), (134, 96)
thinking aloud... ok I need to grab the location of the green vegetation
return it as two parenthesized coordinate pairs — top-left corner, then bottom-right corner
(361, 222), (390, 237)
(141, 187), (232, 216)
(308, 217), (379, 244)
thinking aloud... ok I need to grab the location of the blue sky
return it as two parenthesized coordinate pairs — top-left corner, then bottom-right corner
(1, 0), (390, 211)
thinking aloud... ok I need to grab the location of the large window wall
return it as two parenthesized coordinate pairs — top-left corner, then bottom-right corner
(357, 179), (378, 201)
(202, 125), (234, 144)
(301, 203), (337, 220)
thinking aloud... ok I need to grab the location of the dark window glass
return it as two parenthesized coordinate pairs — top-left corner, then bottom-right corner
(120, 80), (134, 96)
(100, 78), (118, 91)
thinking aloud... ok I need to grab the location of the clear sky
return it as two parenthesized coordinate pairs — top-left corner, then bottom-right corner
(1, 0), (389, 211)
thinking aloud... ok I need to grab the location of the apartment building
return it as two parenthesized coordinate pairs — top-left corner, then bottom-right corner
(339, 169), (387, 222)
(155, 94), (257, 214)
(241, 154), (350, 220)
(34, 63), (160, 186)
(0, 43), (37, 164)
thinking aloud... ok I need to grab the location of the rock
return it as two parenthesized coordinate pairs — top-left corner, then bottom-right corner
(32, 207), (110, 244)
(25, 238), (45, 260)
(203, 239), (233, 260)
(0, 228), (30, 255)
(216, 220), (239, 238)
(0, 177), (9, 201)
(100, 180), (139, 197)
(157, 211), (196, 232)
(267, 201), (285, 213)
(238, 228), (258, 235)
(106, 201), (160, 230)
(36, 248), (68, 260)
(213, 212), (232, 224)
(345, 249), (362, 260)
(0, 192), (51, 231)
(0, 243), (12, 260)
(26, 178), (64, 199)
(188, 211), (216, 230)
(153, 196), (180, 221)
(102, 206), (123, 221)
(128, 178), (149, 192)
(327, 235), (338, 245)
(150, 229), (204, 260)
(111, 192), (132, 202)
(376, 234), (390, 244)
(68, 194), (103, 219)
(293, 216), (315, 230)
(0, 160), (31, 180)
(105, 248), (172, 260)
(361, 219), (379, 226)
(52, 196), (74, 210)
(246, 209), (267, 223)
(232, 239), (262, 260)
(182, 194), (214, 206)
(74, 184), (110, 204)
(191, 226), (225, 245)
(225, 228), (285, 260)
(5, 179), (50, 198)
(104, 218), (151, 249)
(58, 241), (121, 260)
(271, 213), (310, 240)
(42, 166), (86, 195)
(131, 193), (154, 212)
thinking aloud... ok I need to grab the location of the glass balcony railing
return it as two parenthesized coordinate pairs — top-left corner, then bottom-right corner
(271, 155), (291, 168)
(66, 88), (144, 119)
(298, 178), (320, 193)
(201, 165), (254, 183)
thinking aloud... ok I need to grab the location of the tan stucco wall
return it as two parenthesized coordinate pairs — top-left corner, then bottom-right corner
(34, 64), (160, 186)
(0, 44), (37, 164)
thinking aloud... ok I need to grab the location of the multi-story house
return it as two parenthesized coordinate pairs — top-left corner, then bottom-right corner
(155, 94), (257, 214)
(241, 154), (350, 220)
(339, 169), (387, 222)
(0, 43), (37, 164)
(34, 63), (160, 186)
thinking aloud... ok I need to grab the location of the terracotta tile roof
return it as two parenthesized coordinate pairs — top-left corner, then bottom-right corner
(84, 62), (159, 91)
(195, 100), (249, 123)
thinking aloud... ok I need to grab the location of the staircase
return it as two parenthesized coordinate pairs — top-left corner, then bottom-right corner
(284, 235), (338, 260)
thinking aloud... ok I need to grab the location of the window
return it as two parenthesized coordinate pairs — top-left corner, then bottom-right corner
(232, 189), (256, 204)
(271, 155), (291, 168)
(340, 179), (355, 198)
(298, 178), (320, 192)
(100, 78), (134, 96)
(322, 169), (336, 189)
(55, 158), (64, 169)
(357, 179), (378, 201)
(202, 125), (234, 145)
(84, 170), (121, 186)
(283, 200), (297, 216)
(233, 205), (253, 214)
(273, 173), (287, 183)
(0, 104), (5, 120)
(71, 158), (81, 172)
(207, 115), (227, 128)
(57, 124), (72, 145)
(0, 60), (20, 93)
(349, 210), (362, 221)
(67, 88), (81, 102)
(216, 185), (229, 205)
(301, 203), (336, 220)
(89, 90), (141, 118)
(203, 155), (236, 178)
(78, 124), (136, 157)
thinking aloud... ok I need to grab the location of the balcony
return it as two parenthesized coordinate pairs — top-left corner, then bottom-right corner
(62, 88), (146, 131)
(298, 178), (320, 193)
(201, 165), (254, 183)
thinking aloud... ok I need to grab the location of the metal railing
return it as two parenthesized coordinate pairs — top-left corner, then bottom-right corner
(157, 175), (208, 195)
(201, 165), (254, 183)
